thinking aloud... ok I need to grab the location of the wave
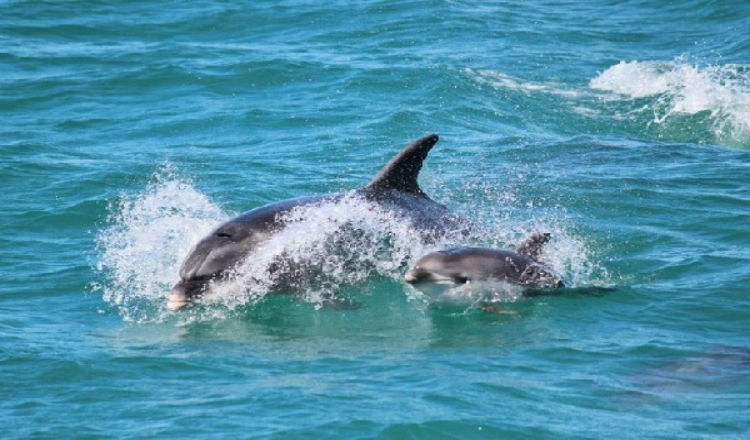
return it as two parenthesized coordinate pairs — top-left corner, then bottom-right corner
(94, 167), (607, 323)
(463, 59), (749, 147)
(590, 59), (749, 146)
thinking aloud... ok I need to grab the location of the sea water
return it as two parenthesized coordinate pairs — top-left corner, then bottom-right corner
(1, 1), (748, 438)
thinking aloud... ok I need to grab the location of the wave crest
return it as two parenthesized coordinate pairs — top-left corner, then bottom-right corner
(590, 60), (750, 146)
(463, 60), (749, 147)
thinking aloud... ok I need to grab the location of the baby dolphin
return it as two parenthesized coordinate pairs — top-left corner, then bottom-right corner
(405, 233), (565, 289)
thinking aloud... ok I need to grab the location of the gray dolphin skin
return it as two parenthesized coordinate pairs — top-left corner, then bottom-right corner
(404, 233), (565, 289)
(168, 134), (466, 311)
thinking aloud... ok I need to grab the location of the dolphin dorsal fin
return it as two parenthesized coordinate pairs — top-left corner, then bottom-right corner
(516, 232), (551, 262)
(365, 134), (439, 196)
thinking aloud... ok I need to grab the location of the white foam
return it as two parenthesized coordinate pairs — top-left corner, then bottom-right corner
(465, 68), (582, 98)
(94, 165), (228, 322)
(590, 60), (750, 144)
(464, 62), (749, 146)
(474, 214), (605, 287)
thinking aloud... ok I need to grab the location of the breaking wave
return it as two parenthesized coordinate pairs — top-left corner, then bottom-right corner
(463, 59), (749, 147)
(590, 59), (750, 146)
(94, 167), (608, 323)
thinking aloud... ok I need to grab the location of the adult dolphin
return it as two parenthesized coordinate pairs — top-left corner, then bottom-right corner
(168, 134), (467, 311)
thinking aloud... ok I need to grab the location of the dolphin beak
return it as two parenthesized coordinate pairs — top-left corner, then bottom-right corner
(167, 279), (208, 312)
(404, 270), (419, 284)
(167, 283), (191, 311)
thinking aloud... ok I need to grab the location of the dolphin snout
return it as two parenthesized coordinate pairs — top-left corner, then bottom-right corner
(404, 270), (419, 284)
(167, 283), (190, 311)
(167, 279), (208, 311)
(405, 267), (429, 284)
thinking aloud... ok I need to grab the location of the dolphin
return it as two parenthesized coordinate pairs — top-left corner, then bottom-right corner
(404, 233), (565, 290)
(168, 134), (466, 311)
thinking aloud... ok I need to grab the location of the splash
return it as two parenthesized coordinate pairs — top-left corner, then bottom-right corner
(590, 59), (750, 146)
(202, 193), (440, 310)
(94, 166), (608, 322)
(94, 165), (228, 322)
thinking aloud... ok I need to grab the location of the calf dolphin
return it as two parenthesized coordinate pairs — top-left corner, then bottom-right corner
(168, 134), (466, 311)
(404, 233), (565, 290)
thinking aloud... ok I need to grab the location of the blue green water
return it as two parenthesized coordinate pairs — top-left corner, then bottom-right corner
(2, 1), (749, 438)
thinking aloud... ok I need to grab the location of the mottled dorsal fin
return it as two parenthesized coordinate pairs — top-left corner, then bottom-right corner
(516, 232), (551, 262)
(365, 134), (439, 196)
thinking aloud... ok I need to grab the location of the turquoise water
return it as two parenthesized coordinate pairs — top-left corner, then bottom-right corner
(2, 0), (749, 438)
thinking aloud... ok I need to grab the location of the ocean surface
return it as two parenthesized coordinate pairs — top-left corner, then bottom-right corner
(2, 1), (749, 438)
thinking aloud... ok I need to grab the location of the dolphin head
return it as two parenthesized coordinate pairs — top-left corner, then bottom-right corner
(404, 251), (469, 285)
(168, 220), (260, 311)
(405, 247), (565, 289)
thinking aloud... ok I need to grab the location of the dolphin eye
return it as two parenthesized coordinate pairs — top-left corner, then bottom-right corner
(456, 276), (469, 284)
(216, 232), (232, 238)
